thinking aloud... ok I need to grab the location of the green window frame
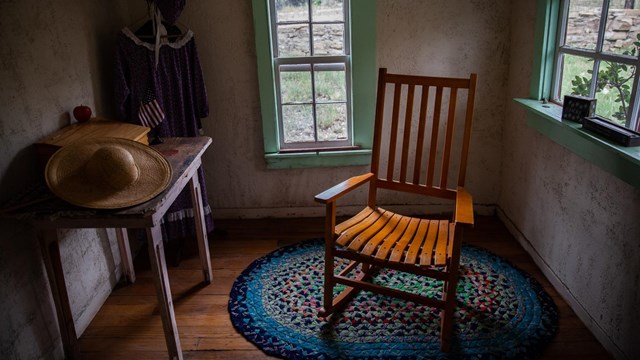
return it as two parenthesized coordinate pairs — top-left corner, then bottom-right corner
(515, 0), (640, 189)
(251, 0), (377, 169)
(551, 0), (640, 130)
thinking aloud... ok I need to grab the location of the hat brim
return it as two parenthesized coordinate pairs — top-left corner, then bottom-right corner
(45, 137), (172, 209)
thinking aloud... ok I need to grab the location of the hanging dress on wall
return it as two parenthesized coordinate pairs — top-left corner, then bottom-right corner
(114, 25), (214, 242)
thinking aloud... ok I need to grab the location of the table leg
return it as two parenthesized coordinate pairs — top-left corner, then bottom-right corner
(146, 225), (183, 360)
(37, 227), (80, 359)
(114, 228), (136, 283)
(189, 173), (212, 284)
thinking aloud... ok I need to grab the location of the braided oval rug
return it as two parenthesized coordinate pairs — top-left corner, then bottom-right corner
(228, 239), (557, 360)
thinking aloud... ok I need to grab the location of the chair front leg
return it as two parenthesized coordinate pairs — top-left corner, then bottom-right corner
(320, 201), (337, 317)
(440, 268), (459, 352)
(440, 224), (463, 352)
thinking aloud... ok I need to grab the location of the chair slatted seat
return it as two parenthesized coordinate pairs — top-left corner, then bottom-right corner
(315, 68), (477, 352)
(335, 207), (452, 267)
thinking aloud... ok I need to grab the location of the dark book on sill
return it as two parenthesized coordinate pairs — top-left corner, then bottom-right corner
(582, 116), (640, 147)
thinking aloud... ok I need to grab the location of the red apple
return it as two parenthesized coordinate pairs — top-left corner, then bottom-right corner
(73, 105), (92, 123)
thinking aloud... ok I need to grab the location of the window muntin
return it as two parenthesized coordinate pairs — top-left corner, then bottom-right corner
(553, 0), (640, 130)
(270, 0), (352, 150)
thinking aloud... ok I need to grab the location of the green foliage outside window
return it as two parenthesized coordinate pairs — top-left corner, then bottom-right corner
(571, 33), (640, 123)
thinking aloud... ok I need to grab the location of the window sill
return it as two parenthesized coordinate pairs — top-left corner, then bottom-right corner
(514, 98), (640, 189)
(265, 149), (372, 169)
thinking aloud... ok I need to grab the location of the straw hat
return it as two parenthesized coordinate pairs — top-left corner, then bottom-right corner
(45, 137), (172, 209)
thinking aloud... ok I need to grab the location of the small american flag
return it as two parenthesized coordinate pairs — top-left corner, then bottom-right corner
(138, 86), (165, 128)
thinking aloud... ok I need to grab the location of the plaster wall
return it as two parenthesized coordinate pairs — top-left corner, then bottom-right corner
(179, 0), (508, 219)
(375, 0), (508, 211)
(501, 2), (640, 359)
(0, 0), (134, 358)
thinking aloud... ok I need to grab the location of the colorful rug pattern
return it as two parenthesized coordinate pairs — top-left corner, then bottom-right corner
(229, 239), (557, 359)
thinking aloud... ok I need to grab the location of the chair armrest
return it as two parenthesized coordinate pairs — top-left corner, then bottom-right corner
(314, 173), (374, 204)
(454, 186), (474, 225)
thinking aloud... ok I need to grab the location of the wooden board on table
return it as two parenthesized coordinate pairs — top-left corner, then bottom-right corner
(34, 118), (150, 169)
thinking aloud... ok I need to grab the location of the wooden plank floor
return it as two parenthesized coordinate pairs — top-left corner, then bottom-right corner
(79, 216), (613, 359)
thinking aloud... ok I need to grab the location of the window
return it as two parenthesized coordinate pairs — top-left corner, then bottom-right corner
(514, 0), (640, 189)
(552, 0), (640, 131)
(251, 0), (377, 168)
(271, 0), (352, 151)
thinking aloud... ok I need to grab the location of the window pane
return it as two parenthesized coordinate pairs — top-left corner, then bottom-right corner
(275, 0), (308, 22)
(312, 0), (344, 22)
(595, 61), (635, 126)
(268, 0), (353, 149)
(313, 24), (344, 55)
(317, 103), (347, 141)
(277, 24), (310, 57)
(565, 0), (603, 50)
(558, 53), (594, 102)
(280, 68), (312, 103)
(604, 0), (640, 55)
(282, 104), (314, 143)
(314, 65), (346, 102)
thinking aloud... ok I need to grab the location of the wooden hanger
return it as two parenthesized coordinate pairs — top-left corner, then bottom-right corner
(134, 19), (184, 43)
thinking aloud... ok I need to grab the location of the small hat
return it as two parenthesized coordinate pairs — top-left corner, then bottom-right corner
(45, 137), (172, 209)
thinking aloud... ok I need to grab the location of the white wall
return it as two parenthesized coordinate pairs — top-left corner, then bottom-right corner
(0, 0), (134, 358)
(181, 1), (376, 218)
(502, 2), (640, 359)
(376, 0), (509, 209)
(182, 0), (508, 218)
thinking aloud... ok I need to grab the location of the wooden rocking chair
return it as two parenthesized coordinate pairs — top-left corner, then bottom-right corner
(314, 68), (477, 352)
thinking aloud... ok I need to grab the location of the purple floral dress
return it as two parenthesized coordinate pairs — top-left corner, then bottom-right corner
(115, 27), (214, 242)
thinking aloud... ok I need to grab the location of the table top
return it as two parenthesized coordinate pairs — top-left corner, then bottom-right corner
(1, 137), (212, 229)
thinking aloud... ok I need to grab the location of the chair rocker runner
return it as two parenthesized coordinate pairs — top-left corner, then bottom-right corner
(314, 68), (477, 352)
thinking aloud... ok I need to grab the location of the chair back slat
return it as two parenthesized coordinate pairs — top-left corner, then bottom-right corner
(399, 84), (415, 183)
(370, 68), (477, 200)
(426, 86), (443, 188)
(458, 74), (477, 186)
(412, 86), (430, 185)
(386, 84), (402, 181)
(439, 87), (458, 189)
